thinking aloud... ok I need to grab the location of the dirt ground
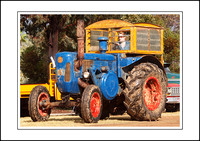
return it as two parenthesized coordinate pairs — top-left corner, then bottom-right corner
(20, 109), (180, 128)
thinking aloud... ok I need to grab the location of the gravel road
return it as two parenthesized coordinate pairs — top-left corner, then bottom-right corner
(20, 110), (180, 128)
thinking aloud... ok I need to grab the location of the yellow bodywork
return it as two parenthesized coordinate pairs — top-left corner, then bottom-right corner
(85, 19), (164, 64)
(85, 19), (134, 29)
(20, 63), (73, 101)
(20, 83), (49, 98)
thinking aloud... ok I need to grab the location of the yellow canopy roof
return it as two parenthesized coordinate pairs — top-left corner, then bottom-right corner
(85, 19), (134, 29)
(85, 19), (162, 30)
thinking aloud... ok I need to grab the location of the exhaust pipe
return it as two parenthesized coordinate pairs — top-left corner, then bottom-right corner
(75, 17), (89, 88)
(75, 18), (85, 70)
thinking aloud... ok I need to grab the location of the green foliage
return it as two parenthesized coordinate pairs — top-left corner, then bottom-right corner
(20, 45), (49, 83)
(20, 31), (34, 83)
(163, 28), (180, 73)
(20, 15), (52, 83)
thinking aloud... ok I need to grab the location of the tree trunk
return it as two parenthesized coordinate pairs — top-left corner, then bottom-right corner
(48, 32), (53, 58)
(48, 16), (60, 82)
(49, 16), (59, 60)
(52, 28), (58, 59)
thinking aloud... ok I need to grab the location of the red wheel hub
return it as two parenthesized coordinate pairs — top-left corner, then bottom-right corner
(90, 92), (101, 118)
(143, 76), (162, 111)
(37, 92), (49, 116)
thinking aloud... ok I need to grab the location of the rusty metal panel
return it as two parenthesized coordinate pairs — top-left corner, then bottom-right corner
(82, 60), (93, 72)
(77, 18), (84, 61)
(65, 63), (71, 82)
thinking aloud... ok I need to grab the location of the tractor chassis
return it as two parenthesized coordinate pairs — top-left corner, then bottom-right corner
(39, 95), (77, 111)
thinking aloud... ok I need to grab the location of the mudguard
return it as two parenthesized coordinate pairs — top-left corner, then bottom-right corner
(122, 55), (166, 76)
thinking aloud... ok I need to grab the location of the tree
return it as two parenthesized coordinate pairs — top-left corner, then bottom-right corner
(20, 45), (49, 83)
(20, 15), (51, 83)
(163, 28), (180, 73)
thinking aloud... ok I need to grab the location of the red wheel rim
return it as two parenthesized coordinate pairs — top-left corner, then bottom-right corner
(143, 76), (162, 111)
(90, 92), (101, 118)
(37, 92), (49, 116)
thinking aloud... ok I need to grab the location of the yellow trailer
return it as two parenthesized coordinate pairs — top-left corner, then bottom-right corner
(20, 63), (72, 116)
(20, 63), (62, 100)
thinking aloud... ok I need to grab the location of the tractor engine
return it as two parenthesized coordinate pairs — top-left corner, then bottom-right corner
(55, 37), (119, 100)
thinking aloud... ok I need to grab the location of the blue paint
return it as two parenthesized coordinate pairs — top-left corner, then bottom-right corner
(98, 37), (109, 54)
(111, 53), (142, 77)
(89, 64), (100, 86)
(120, 57), (142, 68)
(55, 52), (80, 94)
(55, 49), (144, 100)
(84, 53), (114, 61)
(100, 71), (119, 100)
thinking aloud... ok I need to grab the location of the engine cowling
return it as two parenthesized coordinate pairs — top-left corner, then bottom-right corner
(100, 70), (119, 100)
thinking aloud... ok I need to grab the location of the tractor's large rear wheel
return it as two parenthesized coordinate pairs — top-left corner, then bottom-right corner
(123, 63), (167, 121)
(81, 85), (103, 123)
(28, 86), (51, 121)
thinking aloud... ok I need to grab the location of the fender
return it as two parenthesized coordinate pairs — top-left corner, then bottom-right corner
(122, 55), (166, 76)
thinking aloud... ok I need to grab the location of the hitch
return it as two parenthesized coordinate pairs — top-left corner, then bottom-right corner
(39, 95), (77, 110)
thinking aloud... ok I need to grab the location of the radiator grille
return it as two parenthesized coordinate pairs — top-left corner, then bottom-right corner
(136, 28), (161, 51)
(65, 63), (71, 82)
(136, 28), (149, 50)
(149, 29), (161, 51)
(82, 60), (93, 72)
(170, 87), (180, 96)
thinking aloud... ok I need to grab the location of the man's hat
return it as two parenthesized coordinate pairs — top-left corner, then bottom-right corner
(118, 34), (125, 37)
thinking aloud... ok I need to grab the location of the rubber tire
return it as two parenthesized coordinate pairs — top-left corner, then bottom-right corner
(28, 85), (51, 121)
(81, 85), (103, 123)
(123, 62), (167, 121)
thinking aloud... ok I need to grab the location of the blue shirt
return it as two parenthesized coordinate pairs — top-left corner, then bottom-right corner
(118, 41), (130, 50)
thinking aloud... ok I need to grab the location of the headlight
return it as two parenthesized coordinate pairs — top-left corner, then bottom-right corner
(167, 88), (172, 95)
(83, 72), (90, 79)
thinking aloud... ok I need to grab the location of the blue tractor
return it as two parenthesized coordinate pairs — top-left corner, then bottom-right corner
(28, 19), (167, 123)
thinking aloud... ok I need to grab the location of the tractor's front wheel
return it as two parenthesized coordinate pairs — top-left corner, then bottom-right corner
(28, 86), (51, 121)
(123, 63), (167, 121)
(81, 85), (103, 123)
